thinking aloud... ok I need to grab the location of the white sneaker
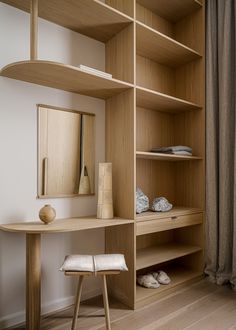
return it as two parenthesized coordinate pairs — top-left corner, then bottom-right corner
(137, 274), (160, 289)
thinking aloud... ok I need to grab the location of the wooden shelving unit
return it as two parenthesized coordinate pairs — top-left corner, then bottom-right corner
(1, 0), (205, 312)
(136, 86), (202, 113)
(136, 21), (201, 67)
(136, 243), (202, 270)
(136, 265), (203, 307)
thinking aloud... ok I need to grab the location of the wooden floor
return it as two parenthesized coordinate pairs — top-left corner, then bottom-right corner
(8, 279), (236, 330)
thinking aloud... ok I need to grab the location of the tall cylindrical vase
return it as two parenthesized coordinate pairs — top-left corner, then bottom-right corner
(97, 162), (114, 219)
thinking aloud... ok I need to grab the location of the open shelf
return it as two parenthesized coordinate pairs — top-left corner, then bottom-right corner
(136, 22), (201, 67)
(136, 207), (203, 222)
(136, 265), (203, 305)
(136, 0), (202, 23)
(136, 151), (202, 161)
(2, 0), (133, 42)
(136, 243), (201, 270)
(136, 86), (202, 113)
(0, 61), (133, 99)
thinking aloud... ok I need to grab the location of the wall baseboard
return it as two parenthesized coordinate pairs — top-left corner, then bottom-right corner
(0, 287), (102, 330)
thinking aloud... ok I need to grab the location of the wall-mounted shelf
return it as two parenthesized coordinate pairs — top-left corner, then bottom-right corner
(136, 151), (202, 161)
(136, 265), (203, 307)
(136, 0), (202, 23)
(136, 243), (201, 270)
(0, 61), (133, 99)
(136, 22), (202, 67)
(136, 86), (202, 113)
(2, 0), (133, 42)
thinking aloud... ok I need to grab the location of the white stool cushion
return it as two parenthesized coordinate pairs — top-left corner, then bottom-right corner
(60, 255), (94, 272)
(60, 254), (128, 272)
(94, 254), (128, 272)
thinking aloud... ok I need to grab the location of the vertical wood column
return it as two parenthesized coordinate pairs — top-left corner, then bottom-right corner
(26, 233), (41, 330)
(30, 0), (38, 60)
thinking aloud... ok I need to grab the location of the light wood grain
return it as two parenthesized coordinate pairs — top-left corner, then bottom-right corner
(136, 151), (202, 161)
(106, 89), (135, 219)
(136, 86), (201, 113)
(136, 243), (201, 270)
(71, 275), (84, 330)
(106, 23), (134, 84)
(0, 217), (134, 233)
(26, 234), (41, 330)
(30, 0), (38, 60)
(105, 224), (135, 309)
(136, 22), (201, 68)
(136, 3), (174, 38)
(106, 0), (134, 18)
(0, 61), (133, 99)
(2, 0), (133, 42)
(136, 212), (203, 235)
(136, 0), (202, 23)
(102, 275), (111, 330)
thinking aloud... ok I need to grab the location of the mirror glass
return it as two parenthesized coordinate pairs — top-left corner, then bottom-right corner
(38, 105), (95, 198)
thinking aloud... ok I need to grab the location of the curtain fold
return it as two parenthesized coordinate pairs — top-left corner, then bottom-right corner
(205, 0), (236, 289)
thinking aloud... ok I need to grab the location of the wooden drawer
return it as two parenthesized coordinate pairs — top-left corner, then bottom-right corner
(136, 213), (203, 236)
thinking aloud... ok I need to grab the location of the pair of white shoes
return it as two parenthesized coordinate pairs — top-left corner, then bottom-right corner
(137, 271), (171, 289)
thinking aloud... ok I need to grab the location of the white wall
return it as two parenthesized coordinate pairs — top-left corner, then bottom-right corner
(0, 4), (106, 328)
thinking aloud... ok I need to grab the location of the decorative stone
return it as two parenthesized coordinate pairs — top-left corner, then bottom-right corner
(39, 204), (56, 224)
(151, 197), (173, 212)
(136, 188), (149, 214)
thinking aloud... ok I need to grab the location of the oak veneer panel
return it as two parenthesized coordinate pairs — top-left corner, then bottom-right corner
(136, 86), (201, 114)
(136, 152), (202, 161)
(2, 0), (133, 42)
(136, 22), (201, 68)
(106, 0), (134, 17)
(136, 3), (174, 38)
(136, 0), (202, 23)
(106, 23), (135, 84)
(136, 212), (203, 236)
(136, 243), (202, 270)
(0, 61), (133, 99)
(105, 224), (135, 308)
(0, 217), (134, 233)
(106, 89), (135, 219)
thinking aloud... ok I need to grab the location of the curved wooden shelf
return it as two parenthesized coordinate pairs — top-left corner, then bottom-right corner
(136, 0), (202, 23)
(0, 217), (134, 234)
(136, 86), (202, 113)
(0, 61), (133, 99)
(2, 0), (133, 42)
(136, 21), (202, 67)
(136, 151), (202, 161)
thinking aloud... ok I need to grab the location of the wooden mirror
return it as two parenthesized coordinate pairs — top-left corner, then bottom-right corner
(37, 104), (95, 198)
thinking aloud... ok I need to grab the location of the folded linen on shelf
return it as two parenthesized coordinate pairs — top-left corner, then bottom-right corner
(150, 145), (192, 155)
(79, 64), (112, 79)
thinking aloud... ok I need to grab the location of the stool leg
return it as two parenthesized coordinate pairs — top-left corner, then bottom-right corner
(102, 275), (111, 330)
(72, 275), (84, 330)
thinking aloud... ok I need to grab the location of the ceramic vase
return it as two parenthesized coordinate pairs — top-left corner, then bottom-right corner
(79, 165), (91, 195)
(39, 204), (56, 224)
(97, 163), (114, 219)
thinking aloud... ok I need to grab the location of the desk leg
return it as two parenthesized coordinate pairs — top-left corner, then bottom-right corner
(26, 233), (41, 330)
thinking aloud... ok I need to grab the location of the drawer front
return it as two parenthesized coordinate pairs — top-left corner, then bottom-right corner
(136, 213), (203, 236)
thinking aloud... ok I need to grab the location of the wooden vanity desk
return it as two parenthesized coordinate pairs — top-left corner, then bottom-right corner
(0, 217), (134, 330)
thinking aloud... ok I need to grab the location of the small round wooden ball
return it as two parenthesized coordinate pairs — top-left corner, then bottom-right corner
(39, 204), (56, 224)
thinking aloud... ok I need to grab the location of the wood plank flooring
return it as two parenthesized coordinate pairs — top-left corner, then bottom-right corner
(7, 279), (236, 330)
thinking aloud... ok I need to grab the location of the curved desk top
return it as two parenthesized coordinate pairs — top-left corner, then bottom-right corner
(0, 216), (134, 234)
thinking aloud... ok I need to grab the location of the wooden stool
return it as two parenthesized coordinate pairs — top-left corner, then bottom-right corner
(65, 270), (120, 330)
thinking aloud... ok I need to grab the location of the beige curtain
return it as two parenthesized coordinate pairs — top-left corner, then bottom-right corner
(205, 0), (236, 289)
